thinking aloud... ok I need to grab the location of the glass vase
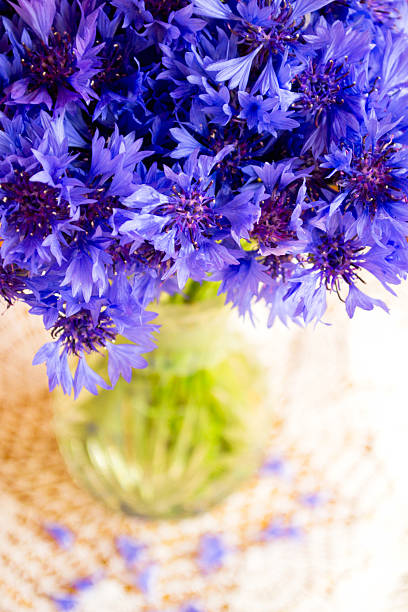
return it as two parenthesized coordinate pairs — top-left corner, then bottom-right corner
(54, 298), (271, 519)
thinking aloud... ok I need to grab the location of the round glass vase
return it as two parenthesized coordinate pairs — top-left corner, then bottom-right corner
(54, 299), (271, 520)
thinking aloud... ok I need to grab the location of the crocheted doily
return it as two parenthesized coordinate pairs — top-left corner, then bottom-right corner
(0, 288), (408, 612)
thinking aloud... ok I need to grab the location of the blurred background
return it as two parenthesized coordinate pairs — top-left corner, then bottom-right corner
(1, 278), (408, 612)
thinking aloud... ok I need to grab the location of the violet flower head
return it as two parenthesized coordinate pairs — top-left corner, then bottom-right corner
(5, 1), (102, 109)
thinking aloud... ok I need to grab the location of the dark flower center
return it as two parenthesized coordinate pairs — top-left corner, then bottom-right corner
(294, 60), (351, 125)
(133, 241), (169, 269)
(0, 262), (26, 305)
(21, 29), (77, 96)
(309, 232), (364, 292)
(153, 183), (222, 248)
(92, 42), (126, 89)
(107, 240), (133, 267)
(337, 137), (398, 214)
(319, 1), (350, 21)
(80, 189), (120, 232)
(209, 122), (266, 186)
(0, 170), (67, 239)
(107, 240), (171, 277)
(146, 0), (187, 20)
(51, 309), (116, 356)
(360, 0), (400, 24)
(262, 253), (293, 281)
(236, 2), (303, 57)
(251, 191), (296, 248)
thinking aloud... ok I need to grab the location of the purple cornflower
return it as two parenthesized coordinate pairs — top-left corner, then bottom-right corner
(5, 0), (102, 109)
(0, 261), (26, 305)
(322, 111), (408, 244)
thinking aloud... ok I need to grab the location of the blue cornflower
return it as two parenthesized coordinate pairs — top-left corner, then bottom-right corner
(9, 0), (56, 44)
(371, 30), (408, 106)
(116, 151), (246, 287)
(294, 19), (371, 154)
(260, 456), (286, 476)
(259, 258), (302, 326)
(0, 260), (26, 305)
(5, 1), (103, 109)
(287, 213), (397, 322)
(170, 118), (271, 189)
(0, 111), (76, 270)
(299, 492), (326, 507)
(199, 83), (232, 126)
(135, 563), (159, 597)
(33, 298), (157, 396)
(180, 604), (205, 612)
(351, 0), (405, 26)
(322, 111), (408, 245)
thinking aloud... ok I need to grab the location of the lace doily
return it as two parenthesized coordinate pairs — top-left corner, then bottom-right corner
(0, 290), (408, 612)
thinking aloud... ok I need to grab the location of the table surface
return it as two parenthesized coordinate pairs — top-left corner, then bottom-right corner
(1, 283), (408, 612)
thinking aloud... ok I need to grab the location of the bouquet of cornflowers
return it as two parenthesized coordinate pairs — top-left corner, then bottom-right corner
(0, 0), (407, 398)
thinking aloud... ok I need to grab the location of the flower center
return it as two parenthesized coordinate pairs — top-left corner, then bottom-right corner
(92, 42), (126, 89)
(0, 262), (25, 305)
(251, 191), (296, 248)
(133, 241), (169, 269)
(338, 137), (398, 214)
(80, 189), (120, 232)
(309, 232), (363, 291)
(146, 0), (187, 19)
(262, 253), (293, 281)
(0, 170), (67, 239)
(209, 123), (265, 185)
(21, 29), (76, 96)
(51, 310), (116, 356)
(360, 0), (400, 23)
(294, 60), (350, 124)
(235, 2), (303, 58)
(154, 184), (221, 248)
